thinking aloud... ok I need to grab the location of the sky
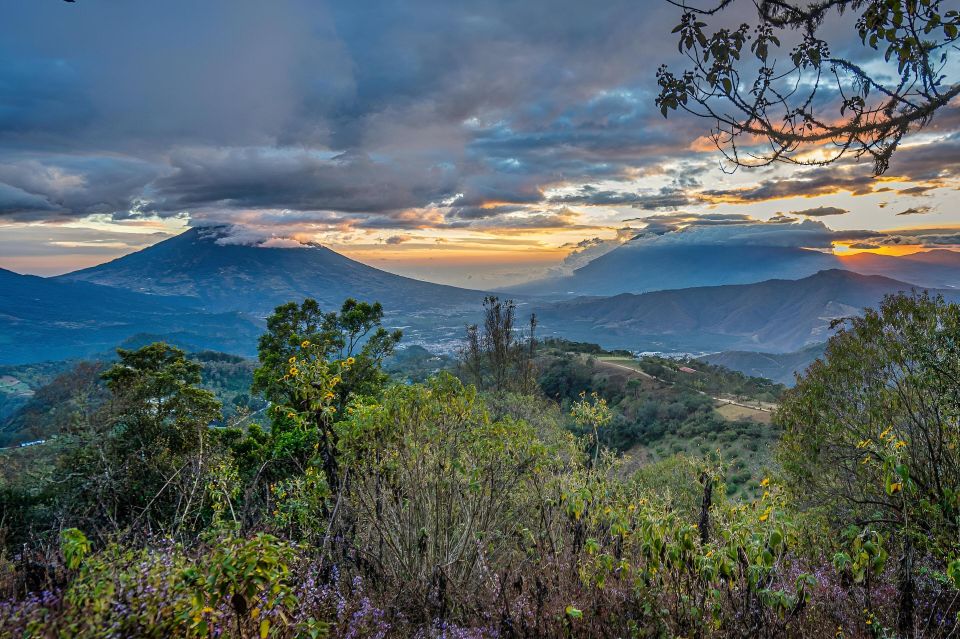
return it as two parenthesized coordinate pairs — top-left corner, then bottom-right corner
(1, 0), (958, 288)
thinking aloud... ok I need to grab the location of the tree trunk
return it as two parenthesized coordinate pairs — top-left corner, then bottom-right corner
(898, 534), (915, 639)
(698, 471), (713, 545)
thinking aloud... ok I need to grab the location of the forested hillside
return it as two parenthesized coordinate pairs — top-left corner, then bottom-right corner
(3, 292), (960, 638)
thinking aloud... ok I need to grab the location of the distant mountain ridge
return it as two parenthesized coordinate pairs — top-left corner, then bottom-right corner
(0, 225), (493, 362)
(0, 267), (262, 364)
(532, 269), (957, 353)
(837, 250), (960, 289)
(700, 343), (827, 386)
(61, 226), (484, 315)
(508, 238), (960, 298)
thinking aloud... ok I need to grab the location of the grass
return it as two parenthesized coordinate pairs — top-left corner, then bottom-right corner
(715, 402), (772, 424)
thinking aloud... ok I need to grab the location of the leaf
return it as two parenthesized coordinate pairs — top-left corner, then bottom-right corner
(260, 619), (271, 638)
(565, 606), (583, 619)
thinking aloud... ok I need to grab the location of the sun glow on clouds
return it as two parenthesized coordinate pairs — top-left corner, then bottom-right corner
(1, 1), (959, 284)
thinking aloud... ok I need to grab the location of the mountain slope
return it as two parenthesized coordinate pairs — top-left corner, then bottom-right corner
(60, 226), (485, 315)
(0, 267), (262, 364)
(509, 230), (960, 299)
(699, 343), (827, 386)
(838, 250), (960, 289)
(533, 270), (951, 353)
(509, 244), (842, 297)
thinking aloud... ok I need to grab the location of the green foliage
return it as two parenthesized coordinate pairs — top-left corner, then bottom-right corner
(6, 533), (328, 638)
(637, 355), (784, 402)
(247, 298), (401, 490)
(7, 295), (960, 637)
(55, 343), (223, 539)
(253, 298), (401, 410)
(779, 292), (960, 635)
(335, 373), (553, 612)
(458, 296), (538, 394)
(60, 528), (91, 570)
(779, 292), (960, 555)
(571, 391), (612, 466)
(538, 348), (779, 497)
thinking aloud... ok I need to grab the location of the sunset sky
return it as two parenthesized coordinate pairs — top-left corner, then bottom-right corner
(1, 0), (958, 288)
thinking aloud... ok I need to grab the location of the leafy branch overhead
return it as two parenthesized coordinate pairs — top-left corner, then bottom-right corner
(657, 0), (960, 174)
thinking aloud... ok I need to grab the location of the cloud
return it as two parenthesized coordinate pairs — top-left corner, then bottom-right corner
(154, 147), (458, 216)
(790, 206), (848, 217)
(548, 184), (697, 210)
(552, 226), (638, 274)
(0, 0), (702, 233)
(0, 154), (163, 222)
(896, 206), (934, 216)
(1, 0), (959, 257)
(875, 227), (960, 247)
(700, 170), (878, 203)
(617, 215), (883, 251)
(384, 235), (409, 245)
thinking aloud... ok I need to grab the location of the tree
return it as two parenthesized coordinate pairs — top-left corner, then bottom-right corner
(458, 296), (538, 394)
(251, 298), (401, 488)
(777, 292), (960, 636)
(571, 391), (612, 467)
(657, 0), (960, 174)
(57, 343), (222, 539)
(253, 298), (401, 411)
(335, 373), (550, 618)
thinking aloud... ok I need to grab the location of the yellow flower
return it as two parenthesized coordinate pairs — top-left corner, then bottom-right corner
(301, 340), (311, 348)
(345, 357), (356, 365)
(331, 377), (340, 387)
(879, 426), (893, 441)
(324, 391), (335, 400)
(289, 367), (299, 376)
(894, 440), (907, 449)
(286, 412), (295, 418)
(759, 507), (771, 523)
(856, 439), (871, 449)
(760, 477), (770, 487)
(288, 356), (296, 364)
(889, 482), (903, 494)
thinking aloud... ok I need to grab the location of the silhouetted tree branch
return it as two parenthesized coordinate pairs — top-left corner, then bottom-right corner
(657, 0), (960, 174)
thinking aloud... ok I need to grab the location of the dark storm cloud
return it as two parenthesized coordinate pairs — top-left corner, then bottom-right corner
(0, 154), (165, 221)
(548, 184), (697, 209)
(0, 57), (95, 142)
(3, 0), (958, 236)
(154, 148), (458, 215)
(0, 0), (704, 228)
